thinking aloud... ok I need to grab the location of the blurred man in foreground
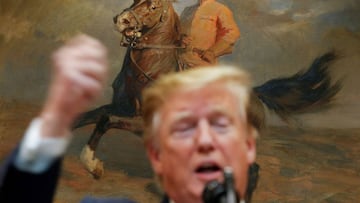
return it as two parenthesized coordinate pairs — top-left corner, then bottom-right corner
(0, 35), (259, 203)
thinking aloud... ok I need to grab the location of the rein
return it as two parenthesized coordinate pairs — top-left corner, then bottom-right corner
(117, 0), (184, 82)
(122, 40), (185, 50)
(129, 49), (155, 82)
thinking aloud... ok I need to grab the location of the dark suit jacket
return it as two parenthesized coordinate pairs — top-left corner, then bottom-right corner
(0, 149), (169, 203)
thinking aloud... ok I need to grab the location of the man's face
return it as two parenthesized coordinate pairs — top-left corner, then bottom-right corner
(147, 84), (256, 203)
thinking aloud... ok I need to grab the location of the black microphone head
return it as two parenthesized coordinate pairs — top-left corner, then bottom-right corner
(202, 180), (226, 203)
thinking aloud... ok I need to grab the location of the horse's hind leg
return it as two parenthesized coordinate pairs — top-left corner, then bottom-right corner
(80, 115), (110, 179)
(72, 104), (112, 129)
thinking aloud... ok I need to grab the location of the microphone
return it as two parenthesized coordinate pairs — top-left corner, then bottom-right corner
(202, 167), (240, 203)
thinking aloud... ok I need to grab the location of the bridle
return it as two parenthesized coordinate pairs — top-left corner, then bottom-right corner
(117, 0), (184, 50)
(120, 0), (147, 44)
(115, 0), (184, 83)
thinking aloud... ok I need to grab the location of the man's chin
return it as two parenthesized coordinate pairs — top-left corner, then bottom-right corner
(170, 186), (203, 203)
(188, 178), (220, 201)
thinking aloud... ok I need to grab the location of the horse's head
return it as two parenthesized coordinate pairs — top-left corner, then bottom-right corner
(113, 0), (170, 40)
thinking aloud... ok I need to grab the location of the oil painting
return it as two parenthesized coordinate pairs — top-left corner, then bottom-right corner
(0, 0), (359, 202)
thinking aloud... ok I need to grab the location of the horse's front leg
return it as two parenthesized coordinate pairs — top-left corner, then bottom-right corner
(80, 115), (110, 179)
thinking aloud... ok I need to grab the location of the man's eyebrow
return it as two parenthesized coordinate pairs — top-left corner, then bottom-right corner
(208, 105), (232, 116)
(168, 104), (234, 124)
(170, 111), (194, 123)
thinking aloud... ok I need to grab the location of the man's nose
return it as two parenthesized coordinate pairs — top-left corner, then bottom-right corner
(196, 119), (215, 153)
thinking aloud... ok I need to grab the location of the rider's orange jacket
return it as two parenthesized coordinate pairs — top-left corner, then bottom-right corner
(181, 0), (240, 54)
(180, 0), (240, 67)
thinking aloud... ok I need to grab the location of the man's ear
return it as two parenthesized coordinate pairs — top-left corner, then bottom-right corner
(146, 144), (163, 175)
(246, 128), (257, 164)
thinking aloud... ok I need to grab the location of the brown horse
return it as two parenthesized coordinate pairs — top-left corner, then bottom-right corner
(73, 0), (183, 178)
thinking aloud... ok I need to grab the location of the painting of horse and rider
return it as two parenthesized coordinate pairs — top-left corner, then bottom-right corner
(68, 0), (341, 200)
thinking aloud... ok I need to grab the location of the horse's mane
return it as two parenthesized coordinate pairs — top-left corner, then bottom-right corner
(142, 0), (181, 45)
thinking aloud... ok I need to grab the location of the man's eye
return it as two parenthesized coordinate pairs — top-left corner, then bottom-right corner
(211, 116), (231, 133)
(171, 122), (196, 138)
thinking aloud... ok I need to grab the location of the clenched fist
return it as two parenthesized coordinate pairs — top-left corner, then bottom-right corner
(40, 35), (108, 137)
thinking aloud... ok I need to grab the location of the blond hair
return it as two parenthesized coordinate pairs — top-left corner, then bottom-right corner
(142, 65), (262, 147)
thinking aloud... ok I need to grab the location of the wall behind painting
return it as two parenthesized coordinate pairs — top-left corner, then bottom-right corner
(0, 0), (359, 128)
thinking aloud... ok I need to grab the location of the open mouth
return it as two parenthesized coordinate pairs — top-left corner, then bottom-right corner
(122, 28), (142, 38)
(196, 163), (222, 174)
(195, 162), (223, 181)
(124, 29), (135, 37)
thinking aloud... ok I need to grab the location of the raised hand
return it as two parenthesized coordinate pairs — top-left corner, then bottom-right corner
(40, 34), (108, 137)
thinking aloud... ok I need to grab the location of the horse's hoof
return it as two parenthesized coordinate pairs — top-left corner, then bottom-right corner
(80, 145), (104, 179)
(91, 164), (104, 179)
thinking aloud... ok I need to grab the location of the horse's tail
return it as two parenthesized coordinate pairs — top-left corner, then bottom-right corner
(253, 51), (342, 121)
